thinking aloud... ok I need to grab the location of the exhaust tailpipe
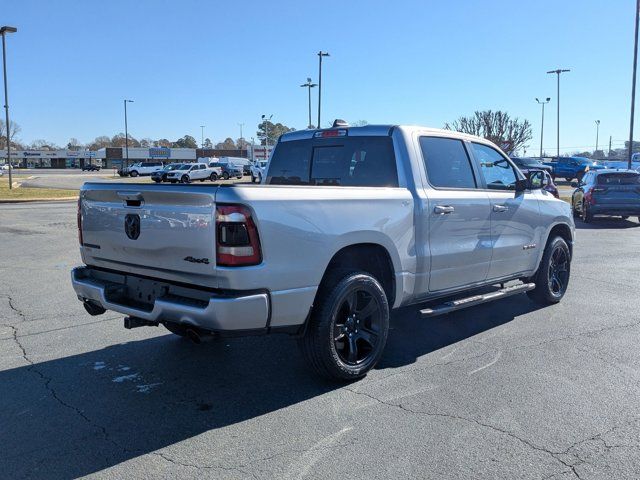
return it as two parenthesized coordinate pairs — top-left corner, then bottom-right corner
(124, 316), (159, 329)
(185, 327), (215, 344)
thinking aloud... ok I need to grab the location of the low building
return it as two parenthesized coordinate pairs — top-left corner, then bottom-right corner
(1, 145), (264, 169)
(0, 149), (97, 168)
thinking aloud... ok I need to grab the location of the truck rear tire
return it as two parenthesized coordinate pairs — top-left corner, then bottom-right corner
(527, 236), (571, 305)
(130, 170), (138, 178)
(298, 271), (389, 381)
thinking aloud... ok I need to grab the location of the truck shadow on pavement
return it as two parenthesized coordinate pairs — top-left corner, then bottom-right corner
(1, 296), (541, 479)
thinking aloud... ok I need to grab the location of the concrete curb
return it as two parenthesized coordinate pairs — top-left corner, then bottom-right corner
(0, 197), (78, 204)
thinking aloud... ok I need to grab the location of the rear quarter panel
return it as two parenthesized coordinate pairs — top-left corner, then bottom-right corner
(214, 185), (416, 322)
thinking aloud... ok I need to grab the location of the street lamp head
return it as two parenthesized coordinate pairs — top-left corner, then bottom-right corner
(535, 97), (539, 102)
(595, 120), (600, 125)
(318, 51), (330, 57)
(0, 26), (17, 34)
(546, 97), (551, 102)
(125, 99), (133, 103)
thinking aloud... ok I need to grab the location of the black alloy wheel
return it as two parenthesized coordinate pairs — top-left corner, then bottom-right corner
(547, 245), (570, 298)
(527, 236), (571, 305)
(299, 271), (389, 380)
(333, 287), (383, 365)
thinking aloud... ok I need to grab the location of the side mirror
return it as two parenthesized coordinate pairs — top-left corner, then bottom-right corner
(515, 178), (528, 193)
(527, 171), (545, 190)
(571, 181), (579, 188)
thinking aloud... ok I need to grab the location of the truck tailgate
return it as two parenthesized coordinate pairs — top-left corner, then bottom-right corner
(80, 184), (218, 282)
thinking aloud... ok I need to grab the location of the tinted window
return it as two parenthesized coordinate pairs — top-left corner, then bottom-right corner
(472, 143), (517, 190)
(266, 136), (397, 187)
(419, 137), (476, 189)
(597, 173), (640, 185)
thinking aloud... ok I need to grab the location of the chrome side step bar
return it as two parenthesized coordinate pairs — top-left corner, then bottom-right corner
(420, 283), (536, 318)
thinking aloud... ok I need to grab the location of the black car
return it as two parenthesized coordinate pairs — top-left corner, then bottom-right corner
(82, 164), (101, 171)
(510, 157), (553, 174)
(571, 169), (640, 223)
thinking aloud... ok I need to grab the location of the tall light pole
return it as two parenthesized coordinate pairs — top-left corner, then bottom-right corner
(595, 120), (601, 155)
(547, 68), (570, 159)
(238, 123), (244, 154)
(535, 97), (550, 158)
(1, 26), (17, 190)
(261, 114), (272, 146)
(300, 77), (317, 129)
(200, 125), (205, 148)
(317, 51), (329, 129)
(629, 0), (640, 168)
(123, 99), (133, 169)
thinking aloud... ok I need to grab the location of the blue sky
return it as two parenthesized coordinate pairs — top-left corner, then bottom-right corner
(3, 0), (637, 154)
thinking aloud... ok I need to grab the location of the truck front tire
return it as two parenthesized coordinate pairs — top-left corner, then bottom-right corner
(527, 236), (571, 305)
(298, 271), (389, 381)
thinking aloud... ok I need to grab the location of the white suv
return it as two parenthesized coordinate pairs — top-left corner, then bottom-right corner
(126, 162), (164, 177)
(165, 163), (213, 183)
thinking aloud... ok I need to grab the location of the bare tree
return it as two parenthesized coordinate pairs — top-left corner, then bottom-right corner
(87, 136), (112, 150)
(0, 119), (21, 149)
(29, 139), (60, 150)
(444, 110), (532, 155)
(66, 138), (82, 151)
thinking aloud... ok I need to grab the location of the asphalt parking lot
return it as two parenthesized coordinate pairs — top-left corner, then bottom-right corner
(1, 202), (639, 479)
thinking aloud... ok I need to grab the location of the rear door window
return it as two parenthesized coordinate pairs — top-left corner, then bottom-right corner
(266, 136), (397, 187)
(419, 137), (477, 189)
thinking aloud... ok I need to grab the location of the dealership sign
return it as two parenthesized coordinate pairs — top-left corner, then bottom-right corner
(149, 147), (170, 158)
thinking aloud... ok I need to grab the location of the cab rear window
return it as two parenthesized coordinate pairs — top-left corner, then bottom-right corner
(266, 136), (398, 187)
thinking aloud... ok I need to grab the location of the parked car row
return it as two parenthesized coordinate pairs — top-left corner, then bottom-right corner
(118, 157), (252, 181)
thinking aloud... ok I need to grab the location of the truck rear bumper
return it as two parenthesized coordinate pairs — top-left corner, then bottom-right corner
(590, 205), (640, 216)
(71, 267), (269, 332)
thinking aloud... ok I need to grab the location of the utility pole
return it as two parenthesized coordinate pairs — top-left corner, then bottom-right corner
(547, 68), (570, 159)
(261, 114), (272, 146)
(609, 135), (612, 157)
(300, 77), (317, 128)
(200, 125), (205, 148)
(535, 97), (551, 158)
(1, 26), (17, 189)
(629, 0), (640, 169)
(317, 51), (330, 129)
(594, 120), (600, 155)
(238, 123), (244, 155)
(123, 99), (133, 170)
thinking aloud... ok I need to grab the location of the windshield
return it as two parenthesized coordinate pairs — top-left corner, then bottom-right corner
(178, 165), (191, 170)
(597, 173), (640, 185)
(166, 164), (181, 170)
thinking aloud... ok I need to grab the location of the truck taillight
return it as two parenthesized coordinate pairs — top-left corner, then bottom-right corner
(77, 197), (83, 246)
(216, 205), (261, 266)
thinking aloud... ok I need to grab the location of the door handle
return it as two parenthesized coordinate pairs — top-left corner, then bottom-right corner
(434, 205), (455, 215)
(493, 204), (508, 213)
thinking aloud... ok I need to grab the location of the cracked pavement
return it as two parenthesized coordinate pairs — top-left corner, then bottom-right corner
(1, 202), (639, 479)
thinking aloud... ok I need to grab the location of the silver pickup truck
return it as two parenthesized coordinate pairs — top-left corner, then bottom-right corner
(71, 123), (574, 380)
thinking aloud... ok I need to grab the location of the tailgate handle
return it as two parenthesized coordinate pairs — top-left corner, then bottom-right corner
(117, 191), (144, 207)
